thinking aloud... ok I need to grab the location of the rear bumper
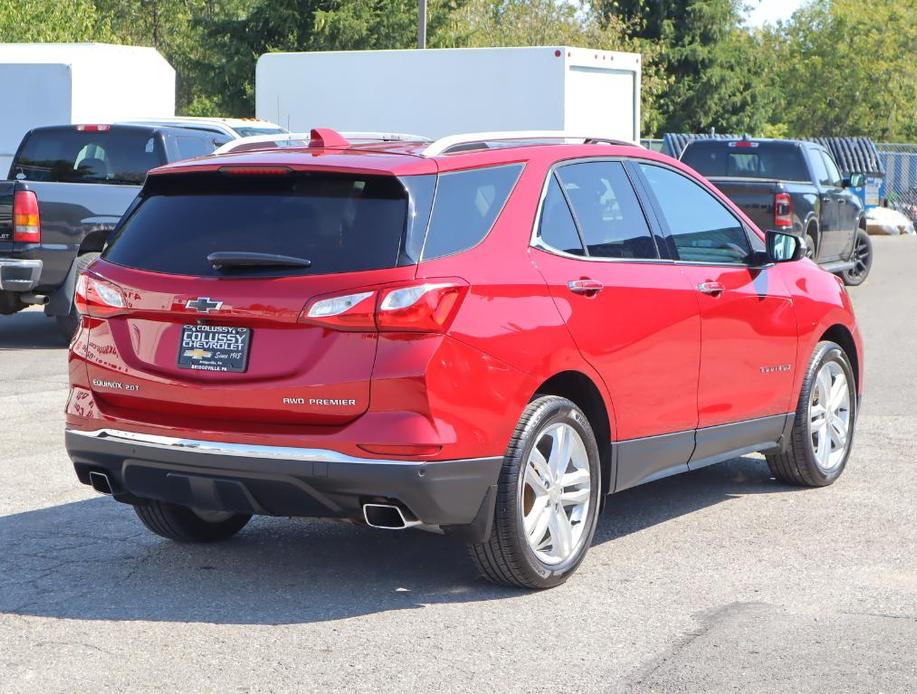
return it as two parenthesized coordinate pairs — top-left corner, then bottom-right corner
(66, 428), (502, 534)
(0, 258), (42, 291)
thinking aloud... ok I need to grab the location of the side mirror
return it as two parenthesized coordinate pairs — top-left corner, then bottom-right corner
(765, 229), (805, 263)
(843, 173), (866, 188)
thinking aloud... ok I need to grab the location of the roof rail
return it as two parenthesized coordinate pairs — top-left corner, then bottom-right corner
(420, 131), (640, 157)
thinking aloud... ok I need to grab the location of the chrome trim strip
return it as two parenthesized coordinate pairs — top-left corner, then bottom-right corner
(67, 428), (499, 467)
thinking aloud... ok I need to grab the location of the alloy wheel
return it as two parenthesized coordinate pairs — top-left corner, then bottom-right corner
(808, 361), (851, 472)
(847, 233), (871, 280)
(520, 422), (592, 565)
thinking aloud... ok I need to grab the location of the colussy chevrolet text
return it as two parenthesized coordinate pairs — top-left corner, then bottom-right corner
(65, 129), (863, 588)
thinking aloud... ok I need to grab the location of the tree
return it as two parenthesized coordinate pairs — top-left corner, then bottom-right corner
(0, 0), (113, 42)
(769, 0), (917, 141)
(596, 0), (775, 135)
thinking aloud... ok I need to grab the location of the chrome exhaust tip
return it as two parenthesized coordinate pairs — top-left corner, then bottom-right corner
(362, 503), (422, 530)
(88, 470), (113, 495)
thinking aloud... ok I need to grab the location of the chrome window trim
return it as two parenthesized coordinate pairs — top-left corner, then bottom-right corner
(67, 428), (459, 466)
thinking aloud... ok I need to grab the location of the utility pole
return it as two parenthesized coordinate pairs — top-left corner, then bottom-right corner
(418, 0), (427, 49)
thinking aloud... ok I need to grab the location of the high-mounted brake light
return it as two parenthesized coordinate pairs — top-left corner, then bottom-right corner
(12, 190), (40, 243)
(218, 165), (292, 176)
(774, 192), (793, 229)
(300, 280), (469, 333)
(74, 272), (126, 318)
(75, 124), (111, 132)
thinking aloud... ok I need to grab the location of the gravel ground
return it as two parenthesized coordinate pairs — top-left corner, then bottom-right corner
(0, 236), (914, 693)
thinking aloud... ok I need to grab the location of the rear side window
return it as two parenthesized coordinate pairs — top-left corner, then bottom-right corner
(639, 164), (752, 265)
(104, 173), (412, 277)
(173, 136), (218, 160)
(682, 143), (809, 182)
(422, 164), (522, 260)
(556, 161), (657, 259)
(11, 128), (165, 184)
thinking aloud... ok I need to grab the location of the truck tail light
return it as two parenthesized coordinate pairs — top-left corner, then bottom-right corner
(12, 190), (40, 243)
(300, 280), (468, 333)
(74, 272), (126, 318)
(774, 192), (793, 229)
(75, 124), (111, 132)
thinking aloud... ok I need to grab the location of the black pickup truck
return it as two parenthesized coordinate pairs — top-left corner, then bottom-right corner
(681, 138), (872, 285)
(0, 124), (229, 337)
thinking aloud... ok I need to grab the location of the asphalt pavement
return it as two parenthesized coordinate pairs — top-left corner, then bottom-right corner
(1, 236), (914, 693)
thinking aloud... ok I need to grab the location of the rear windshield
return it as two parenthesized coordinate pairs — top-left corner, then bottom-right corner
(103, 172), (415, 277)
(11, 128), (165, 184)
(681, 142), (809, 181)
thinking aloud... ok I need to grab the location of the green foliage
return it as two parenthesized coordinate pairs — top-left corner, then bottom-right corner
(0, 0), (913, 141)
(0, 0), (113, 42)
(767, 0), (917, 141)
(596, 0), (775, 136)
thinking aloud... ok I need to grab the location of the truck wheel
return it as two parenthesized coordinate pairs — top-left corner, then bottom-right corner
(841, 229), (872, 286)
(134, 501), (251, 543)
(468, 396), (601, 589)
(804, 232), (817, 260)
(55, 252), (99, 340)
(766, 341), (857, 487)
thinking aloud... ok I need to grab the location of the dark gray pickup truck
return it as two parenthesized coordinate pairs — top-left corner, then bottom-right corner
(0, 124), (229, 337)
(681, 138), (872, 285)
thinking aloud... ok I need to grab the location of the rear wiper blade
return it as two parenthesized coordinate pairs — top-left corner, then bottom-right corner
(207, 251), (312, 270)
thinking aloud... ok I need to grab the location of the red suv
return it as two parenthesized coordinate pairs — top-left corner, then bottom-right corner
(66, 129), (863, 588)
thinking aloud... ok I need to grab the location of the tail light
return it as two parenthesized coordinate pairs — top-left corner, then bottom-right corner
(12, 190), (40, 243)
(74, 272), (126, 318)
(301, 280), (468, 333)
(774, 192), (793, 229)
(75, 124), (111, 132)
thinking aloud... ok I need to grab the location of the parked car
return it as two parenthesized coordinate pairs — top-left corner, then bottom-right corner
(0, 123), (237, 337)
(65, 130), (863, 589)
(680, 137), (873, 285)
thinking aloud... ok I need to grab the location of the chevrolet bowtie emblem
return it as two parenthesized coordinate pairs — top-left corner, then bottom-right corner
(185, 297), (223, 313)
(183, 349), (212, 359)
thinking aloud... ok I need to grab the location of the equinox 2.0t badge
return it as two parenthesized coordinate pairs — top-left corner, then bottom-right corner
(185, 297), (224, 313)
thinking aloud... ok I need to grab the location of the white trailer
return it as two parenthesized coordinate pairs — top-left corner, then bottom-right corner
(256, 46), (641, 143)
(0, 43), (175, 176)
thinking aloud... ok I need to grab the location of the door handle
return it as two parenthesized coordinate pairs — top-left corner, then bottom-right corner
(567, 278), (604, 295)
(697, 281), (725, 296)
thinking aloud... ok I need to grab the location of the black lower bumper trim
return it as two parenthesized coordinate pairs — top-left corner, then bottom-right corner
(65, 430), (503, 528)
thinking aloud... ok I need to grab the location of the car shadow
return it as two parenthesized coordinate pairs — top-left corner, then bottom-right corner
(0, 455), (799, 625)
(0, 309), (67, 349)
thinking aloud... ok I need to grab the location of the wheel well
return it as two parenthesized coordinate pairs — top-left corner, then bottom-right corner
(822, 324), (860, 392)
(534, 371), (612, 494)
(806, 219), (819, 246)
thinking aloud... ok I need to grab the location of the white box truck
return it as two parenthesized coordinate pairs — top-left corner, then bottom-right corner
(256, 46), (641, 142)
(0, 43), (175, 176)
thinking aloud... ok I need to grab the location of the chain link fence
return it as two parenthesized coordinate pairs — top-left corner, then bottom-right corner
(876, 143), (917, 223)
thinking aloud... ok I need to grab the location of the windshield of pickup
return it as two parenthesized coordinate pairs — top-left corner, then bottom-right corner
(10, 127), (166, 185)
(681, 141), (809, 182)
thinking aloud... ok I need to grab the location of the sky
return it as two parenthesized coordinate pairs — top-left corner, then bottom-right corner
(744, 0), (808, 27)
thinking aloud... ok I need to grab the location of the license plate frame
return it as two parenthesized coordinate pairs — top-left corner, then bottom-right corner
(177, 324), (251, 373)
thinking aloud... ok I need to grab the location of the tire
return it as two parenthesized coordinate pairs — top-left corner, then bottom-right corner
(468, 396), (601, 589)
(766, 341), (857, 487)
(133, 501), (251, 543)
(841, 228), (872, 286)
(55, 252), (100, 340)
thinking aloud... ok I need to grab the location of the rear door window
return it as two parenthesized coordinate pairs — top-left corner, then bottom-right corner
(555, 161), (658, 259)
(11, 128), (165, 184)
(639, 164), (753, 265)
(422, 164), (522, 260)
(104, 172), (413, 277)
